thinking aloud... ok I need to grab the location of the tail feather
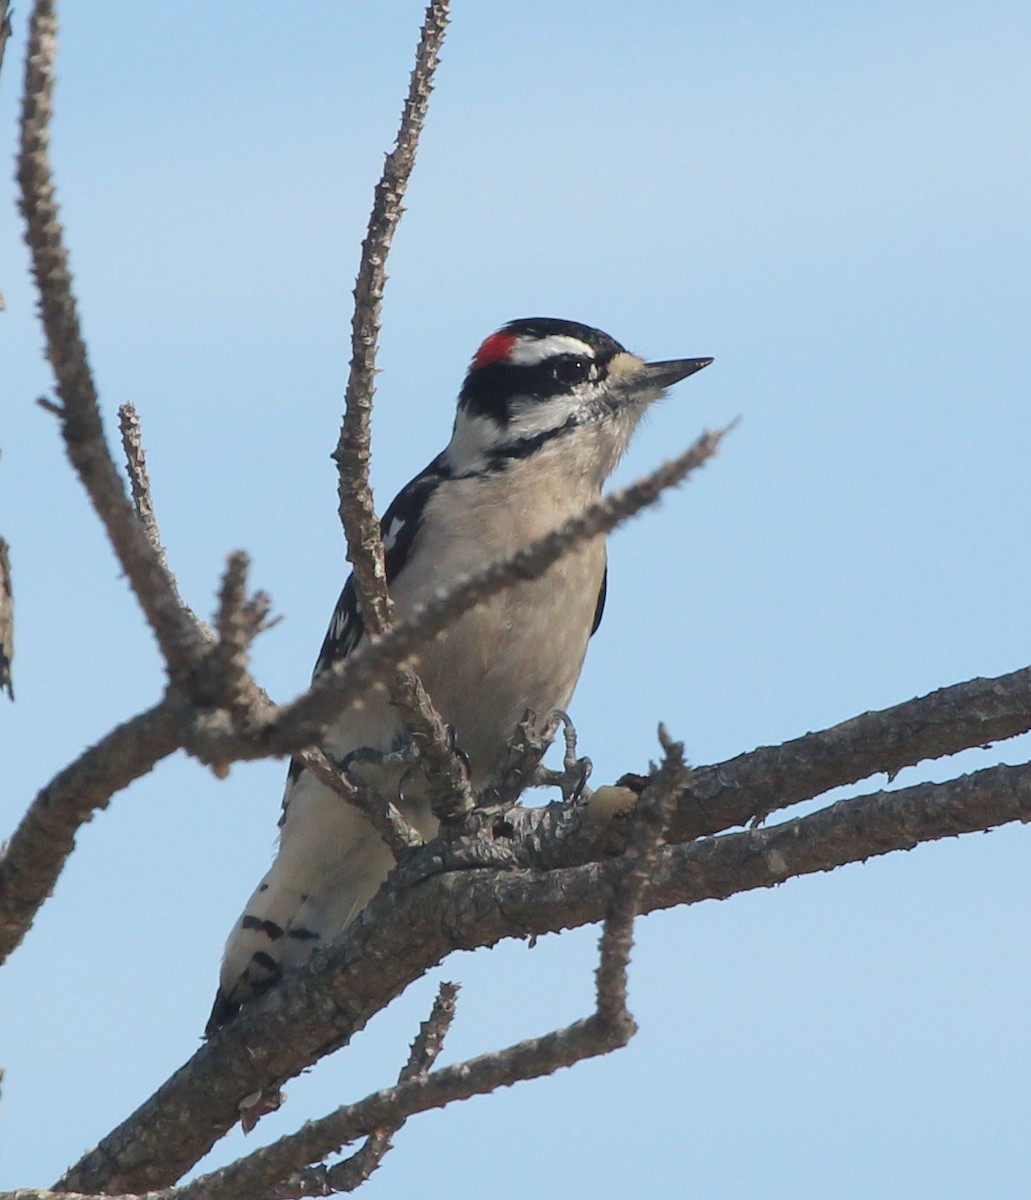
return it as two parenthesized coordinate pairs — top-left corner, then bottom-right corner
(205, 765), (434, 1034)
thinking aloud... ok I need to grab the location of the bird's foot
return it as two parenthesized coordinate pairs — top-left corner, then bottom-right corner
(530, 709), (593, 803)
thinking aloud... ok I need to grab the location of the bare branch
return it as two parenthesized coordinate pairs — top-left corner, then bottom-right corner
(0, 534), (12, 700)
(186, 1000), (635, 1200)
(298, 747), (423, 859)
(328, 0), (470, 818)
(35, 394), (63, 415)
(0, 549), (270, 962)
(671, 662), (1031, 841)
(0, 695), (184, 965)
(202, 551), (273, 720)
(461, 761), (1031, 940)
(0, 1191), (139, 1200)
(8, 2), (1026, 1194)
(254, 982), (459, 1200)
(11, 991), (461, 1200)
(178, 540), (1030, 857)
(56, 755), (1031, 1194)
(254, 427), (731, 760)
(17, 0), (208, 679)
(593, 730), (687, 1029)
(402, 979), (459, 1075)
(389, 672), (476, 822)
(118, 403), (171, 571)
(0, 0), (11, 78)
(0, 0), (9, 311)
(333, 0), (449, 632)
(176, 780), (673, 1200)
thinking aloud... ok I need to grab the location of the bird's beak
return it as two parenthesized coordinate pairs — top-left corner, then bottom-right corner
(608, 352), (713, 405)
(640, 357), (713, 389)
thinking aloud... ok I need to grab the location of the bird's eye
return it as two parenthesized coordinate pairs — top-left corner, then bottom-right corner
(551, 356), (591, 386)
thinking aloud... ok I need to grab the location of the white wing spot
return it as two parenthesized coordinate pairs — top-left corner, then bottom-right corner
(384, 515), (405, 552)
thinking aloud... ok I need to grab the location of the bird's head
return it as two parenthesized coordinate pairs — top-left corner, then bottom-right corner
(446, 317), (712, 479)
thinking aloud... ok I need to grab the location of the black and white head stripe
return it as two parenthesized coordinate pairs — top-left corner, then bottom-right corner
(459, 317), (627, 425)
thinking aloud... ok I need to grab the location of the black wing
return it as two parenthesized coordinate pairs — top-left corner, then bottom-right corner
(312, 454), (450, 680)
(590, 566), (607, 636)
(285, 458), (449, 790)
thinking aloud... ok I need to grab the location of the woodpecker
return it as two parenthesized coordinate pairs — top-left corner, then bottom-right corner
(206, 317), (711, 1033)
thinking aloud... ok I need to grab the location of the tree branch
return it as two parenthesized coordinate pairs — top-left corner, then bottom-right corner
(0, 533), (12, 700)
(671, 663), (1031, 841)
(17, 0), (208, 680)
(173, 757), (674, 1200)
(199, 427), (730, 764)
(218, 982), (459, 1200)
(333, 0), (449, 631)
(118, 403), (171, 576)
(13, 8), (1029, 1195)
(55, 755), (1031, 1194)
(0, 695), (184, 965)
(592, 727), (689, 1028)
(201, 551), (273, 723)
(297, 747), (424, 860)
(0, 0), (11, 78)
(330, 0), (473, 819)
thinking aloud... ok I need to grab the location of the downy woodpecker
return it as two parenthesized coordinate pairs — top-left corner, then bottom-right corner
(206, 317), (711, 1032)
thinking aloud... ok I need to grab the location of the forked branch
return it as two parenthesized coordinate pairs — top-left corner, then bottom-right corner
(54, 752), (1031, 1195)
(170, 754), (678, 1200)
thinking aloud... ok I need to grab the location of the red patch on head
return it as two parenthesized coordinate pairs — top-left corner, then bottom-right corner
(472, 331), (517, 370)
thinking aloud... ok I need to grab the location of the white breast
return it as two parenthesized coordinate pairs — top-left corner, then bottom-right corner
(332, 442), (607, 789)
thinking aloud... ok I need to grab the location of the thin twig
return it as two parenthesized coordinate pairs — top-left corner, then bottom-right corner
(174, 793), (665, 1200)
(331, 0), (470, 818)
(214, 552), (252, 648)
(0, 535), (12, 700)
(595, 728), (690, 1024)
(390, 672), (475, 822)
(194, 552), (273, 728)
(17, 0), (208, 679)
(118, 402), (170, 571)
(0, 0), (11, 78)
(0, 0), (11, 306)
(334, 0), (449, 631)
(0, 696), (184, 965)
(262, 982), (459, 1199)
(298, 747), (424, 858)
(248, 427), (732, 760)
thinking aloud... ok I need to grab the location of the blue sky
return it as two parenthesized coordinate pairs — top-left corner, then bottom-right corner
(2, 2), (1030, 1195)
